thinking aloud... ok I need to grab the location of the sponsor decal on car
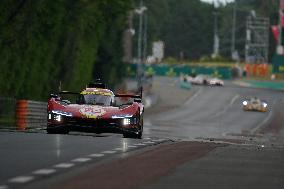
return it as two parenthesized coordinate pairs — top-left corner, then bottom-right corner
(79, 106), (106, 119)
(80, 91), (112, 96)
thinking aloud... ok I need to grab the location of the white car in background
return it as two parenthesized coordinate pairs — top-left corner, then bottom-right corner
(207, 77), (224, 86)
(190, 74), (208, 85)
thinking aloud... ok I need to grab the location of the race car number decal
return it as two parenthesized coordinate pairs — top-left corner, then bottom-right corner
(79, 106), (106, 119)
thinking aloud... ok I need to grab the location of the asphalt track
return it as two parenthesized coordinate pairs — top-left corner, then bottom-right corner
(144, 80), (284, 142)
(0, 77), (284, 189)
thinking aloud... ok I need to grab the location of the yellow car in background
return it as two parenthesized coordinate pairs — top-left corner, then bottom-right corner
(242, 97), (268, 112)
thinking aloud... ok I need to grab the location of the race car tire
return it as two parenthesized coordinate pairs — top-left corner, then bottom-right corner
(123, 129), (142, 139)
(47, 127), (69, 134)
(123, 125), (143, 139)
(123, 114), (143, 139)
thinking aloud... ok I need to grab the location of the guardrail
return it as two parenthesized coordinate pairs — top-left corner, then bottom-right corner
(16, 100), (47, 130)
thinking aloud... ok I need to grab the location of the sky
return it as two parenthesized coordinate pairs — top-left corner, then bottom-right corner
(200, 0), (234, 5)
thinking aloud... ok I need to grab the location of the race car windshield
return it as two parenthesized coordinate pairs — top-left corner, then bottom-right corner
(78, 94), (112, 106)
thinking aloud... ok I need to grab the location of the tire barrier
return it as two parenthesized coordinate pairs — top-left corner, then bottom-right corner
(16, 100), (47, 130)
(243, 63), (268, 77)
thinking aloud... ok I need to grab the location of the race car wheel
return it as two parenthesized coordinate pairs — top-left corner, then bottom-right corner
(123, 114), (143, 139)
(123, 128), (142, 139)
(47, 127), (69, 134)
(123, 123), (143, 139)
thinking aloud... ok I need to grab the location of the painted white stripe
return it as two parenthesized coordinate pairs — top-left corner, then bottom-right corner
(89, 153), (104, 157)
(0, 185), (8, 189)
(101, 150), (116, 154)
(151, 139), (160, 142)
(252, 109), (274, 133)
(54, 163), (74, 168)
(72, 158), (91, 163)
(127, 145), (137, 148)
(9, 176), (34, 183)
(143, 141), (155, 144)
(114, 148), (124, 151)
(213, 94), (239, 118)
(185, 88), (203, 105)
(251, 99), (276, 133)
(134, 143), (146, 146)
(33, 169), (56, 175)
(143, 137), (152, 140)
(152, 139), (166, 142)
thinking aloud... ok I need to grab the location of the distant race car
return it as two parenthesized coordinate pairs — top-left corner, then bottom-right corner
(47, 81), (144, 138)
(207, 77), (224, 86)
(189, 74), (209, 85)
(242, 97), (268, 112)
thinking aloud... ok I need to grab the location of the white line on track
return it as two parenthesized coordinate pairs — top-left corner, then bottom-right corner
(113, 148), (124, 151)
(33, 169), (56, 175)
(212, 94), (239, 118)
(252, 109), (273, 134)
(127, 145), (137, 148)
(72, 158), (91, 163)
(88, 153), (104, 157)
(251, 99), (277, 134)
(133, 143), (147, 146)
(0, 185), (8, 189)
(185, 88), (203, 105)
(101, 150), (116, 154)
(152, 139), (166, 142)
(54, 163), (74, 168)
(143, 141), (155, 144)
(143, 137), (152, 140)
(9, 176), (34, 183)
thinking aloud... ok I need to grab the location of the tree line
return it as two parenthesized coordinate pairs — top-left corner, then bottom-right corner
(0, 0), (132, 100)
(0, 0), (280, 100)
(142, 0), (279, 61)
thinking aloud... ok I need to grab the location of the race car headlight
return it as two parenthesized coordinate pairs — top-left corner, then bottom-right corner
(243, 101), (248, 106)
(51, 110), (73, 117)
(123, 118), (131, 125)
(49, 110), (72, 122)
(112, 115), (132, 119)
(263, 103), (267, 108)
(48, 113), (52, 120)
(54, 114), (62, 122)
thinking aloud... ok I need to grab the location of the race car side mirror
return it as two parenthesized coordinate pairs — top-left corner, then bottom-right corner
(50, 94), (59, 98)
(134, 98), (142, 103)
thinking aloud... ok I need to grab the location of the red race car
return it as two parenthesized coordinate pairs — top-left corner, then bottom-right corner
(47, 82), (144, 138)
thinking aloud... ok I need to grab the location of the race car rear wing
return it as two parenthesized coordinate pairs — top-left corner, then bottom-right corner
(50, 91), (79, 98)
(59, 91), (79, 95)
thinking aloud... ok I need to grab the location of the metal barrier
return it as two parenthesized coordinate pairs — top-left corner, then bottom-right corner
(16, 100), (47, 130)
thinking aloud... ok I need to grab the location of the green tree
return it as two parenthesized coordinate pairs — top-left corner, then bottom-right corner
(0, 0), (133, 100)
